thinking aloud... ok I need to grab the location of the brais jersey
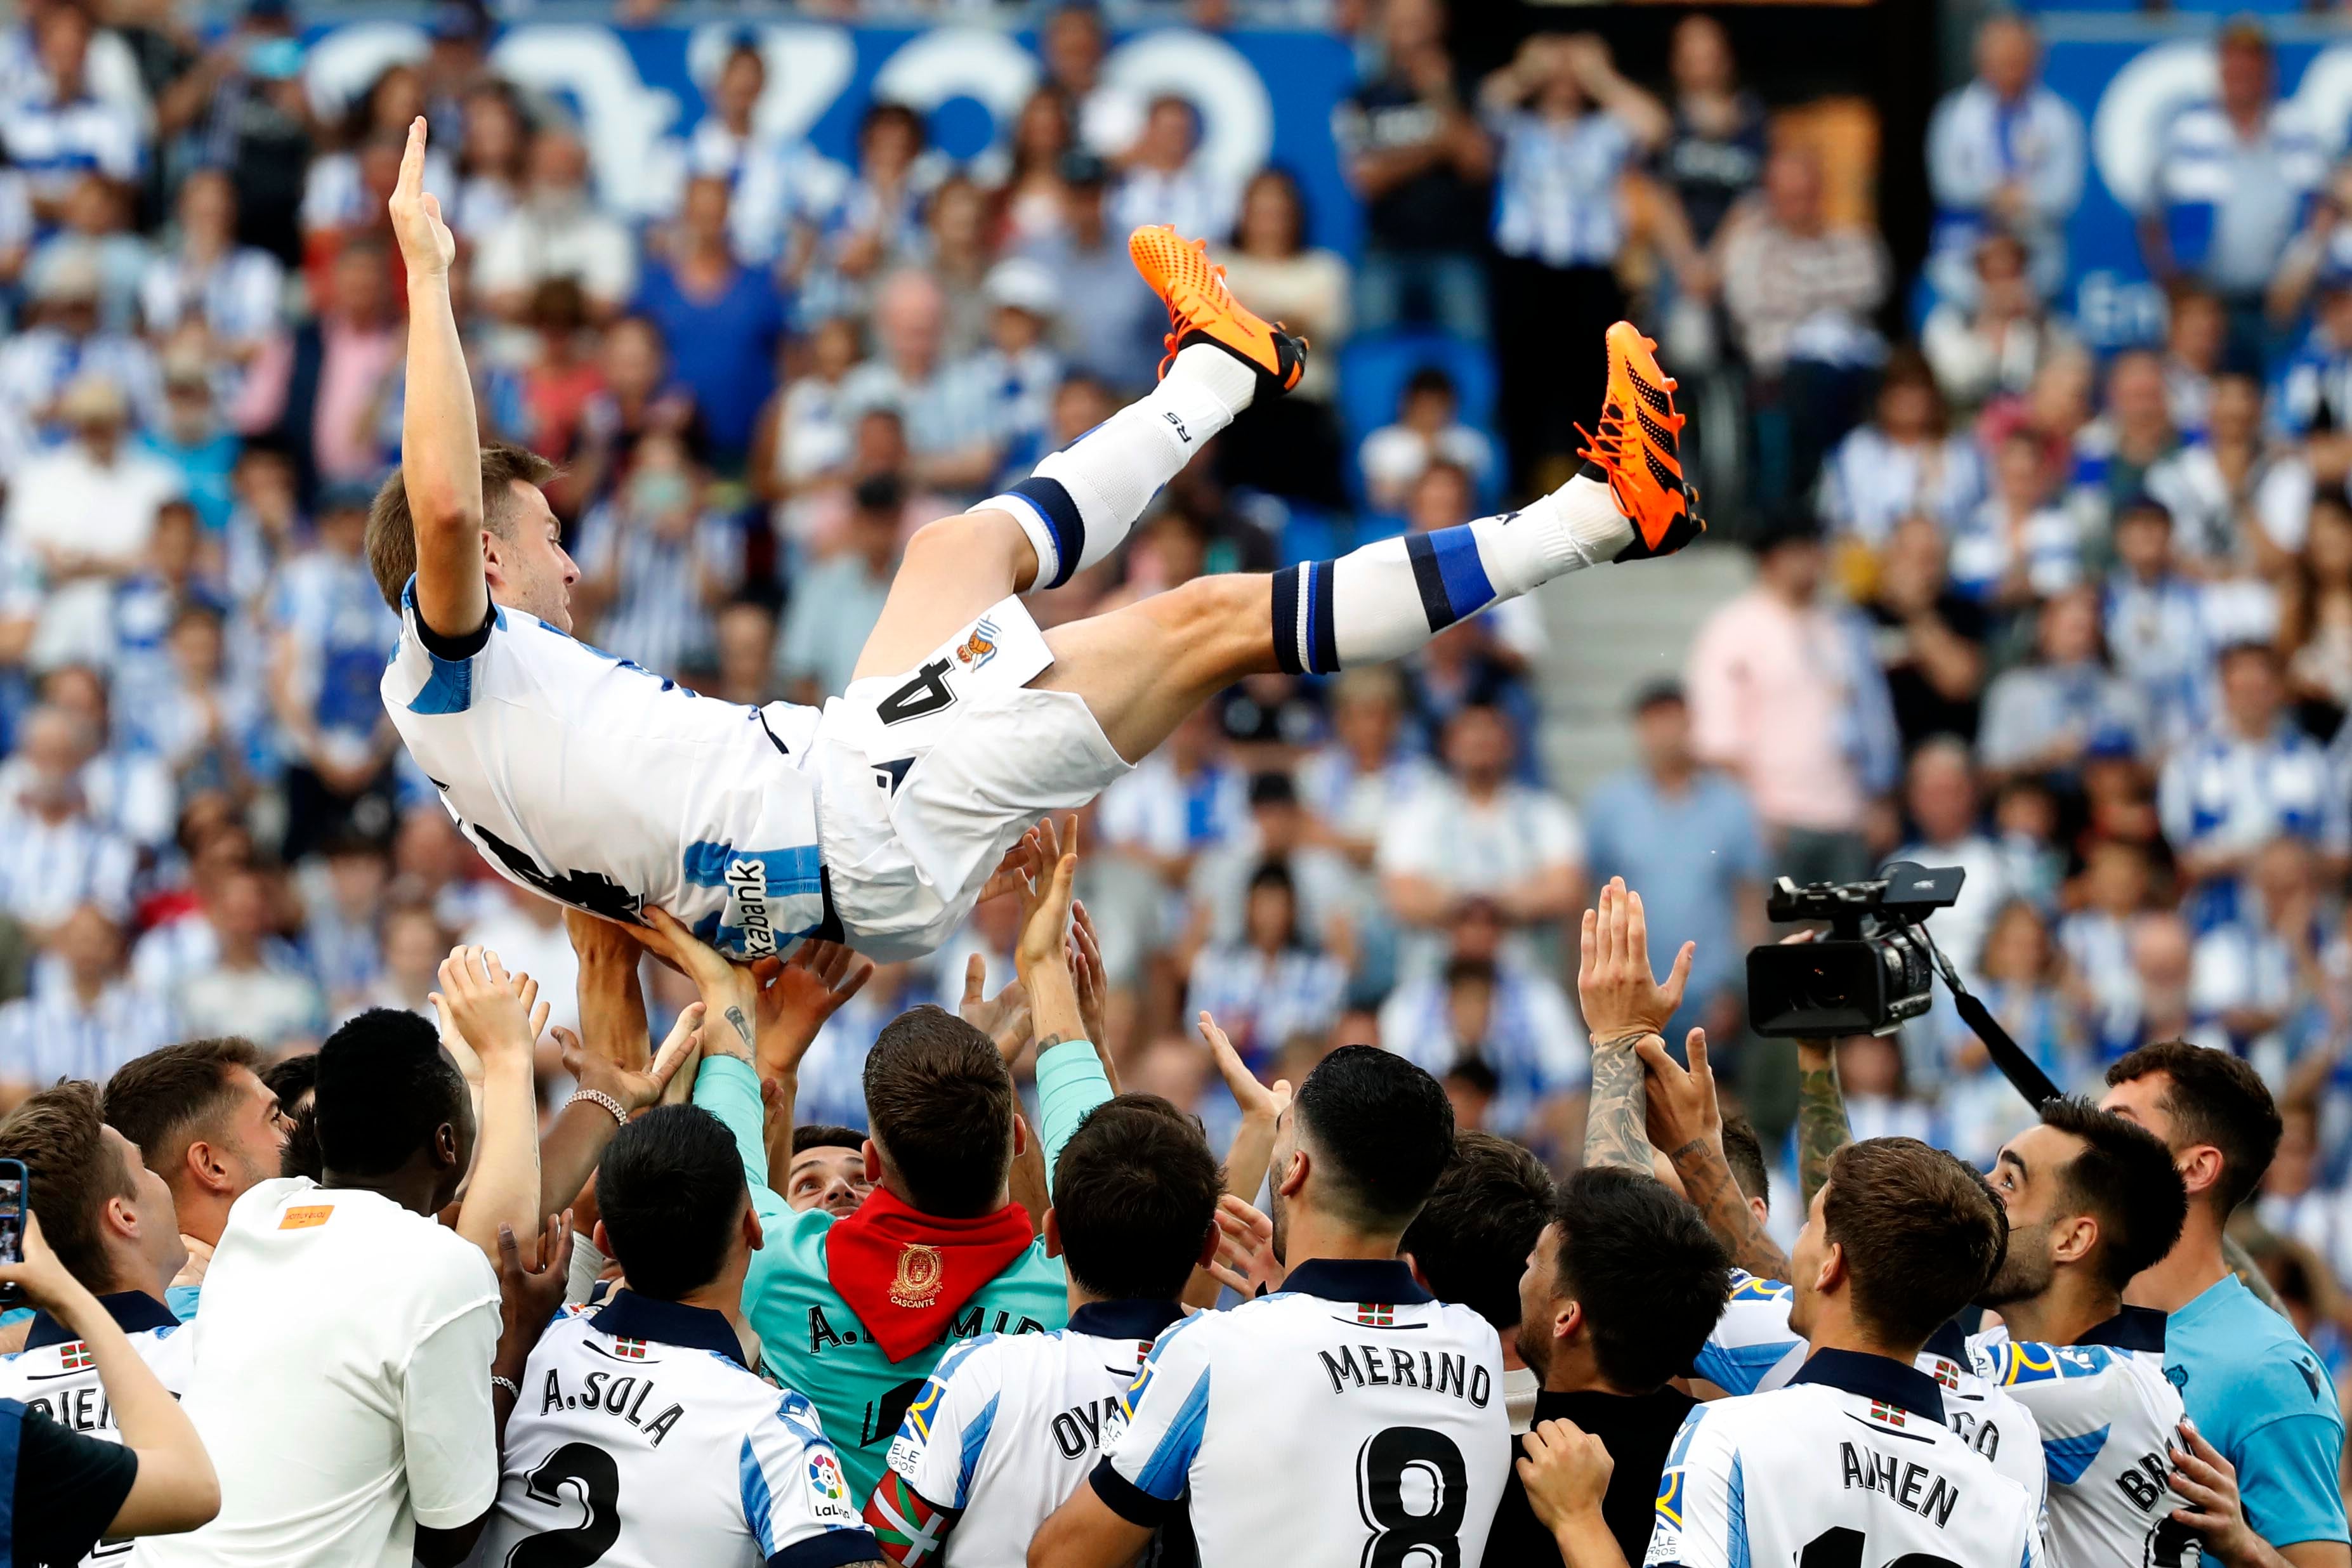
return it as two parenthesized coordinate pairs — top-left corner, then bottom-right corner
(479, 1291), (879, 1568)
(382, 577), (832, 958)
(1095, 1258), (1510, 1568)
(1648, 1350), (2046, 1568)
(1695, 1271), (2049, 1511)
(0, 1292), (191, 1565)
(871, 1300), (1195, 1567)
(1968, 1309), (2192, 1568)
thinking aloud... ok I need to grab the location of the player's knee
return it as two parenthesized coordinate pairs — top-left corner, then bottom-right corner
(907, 509), (1020, 568)
(1160, 573), (1264, 638)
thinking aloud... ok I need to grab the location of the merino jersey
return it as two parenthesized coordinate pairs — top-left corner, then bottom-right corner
(1094, 1258), (1510, 1568)
(1648, 1350), (2046, 1568)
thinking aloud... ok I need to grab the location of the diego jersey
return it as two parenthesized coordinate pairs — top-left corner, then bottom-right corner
(0, 1293), (191, 1565)
(1648, 1350), (2047, 1568)
(479, 1291), (881, 1568)
(870, 1300), (1195, 1567)
(383, 577), (832, 958)
(1094, 1259), (1509, 1568)
(1695, 1271), (2049, 1512)
(1969, 1309), (2194, 1568)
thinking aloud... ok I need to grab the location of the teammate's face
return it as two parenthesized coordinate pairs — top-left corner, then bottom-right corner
(1978, 1124), (2082, 1306)
(485, 481), (580, 632)
(785, 1146), (870, 1218)
(1513, 1222), (1566, 1377)
(213, 1066), (290, 1196)
(1787, 1182), (1832, 1340)
(105, 1125), (188, 1290)
(1268, 1107), (1298, 1265)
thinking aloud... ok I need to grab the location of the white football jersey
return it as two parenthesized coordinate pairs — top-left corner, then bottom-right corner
(874, 1300), (1192, 1567)
(0, 1293), (192, 1565)
(1968, 1309), (2193, 1568)
(1096, 1260), (1510, 1568)
(1695, 1271), (2050, 1510)
(383, 579), (832, 957)
(1648, 1350), (2047, 1568)
(479, 1291), (880, 1568)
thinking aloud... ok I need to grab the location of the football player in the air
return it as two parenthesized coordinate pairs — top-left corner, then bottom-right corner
(372, 117), (1702, 965)
(864, 1095), (1221, 1566)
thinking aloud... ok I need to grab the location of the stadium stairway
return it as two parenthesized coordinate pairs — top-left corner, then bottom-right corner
(1532, 539), (1754, 803)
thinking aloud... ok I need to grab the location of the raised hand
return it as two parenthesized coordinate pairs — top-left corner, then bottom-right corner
(555, 1015), (699, 1118)
(1206, 1194), (1285, 1297)
(437, 945), (548, 1069)
(0, 1212), (93, 1317)
(388, 117), (456, 277)
(1577, 877), (1695, 1043)
(960, 953), (1033, 1065)
(754, 939), (875, 1078)
(493, 1212), (574, 1376)
(638, 908), (758, 1062)
(1012, 816), (1082, 984)
(1200, 1011), (1291, 1127)
(1636, 1028), (1723, 1158)
(1070, 899), (1110, 1052)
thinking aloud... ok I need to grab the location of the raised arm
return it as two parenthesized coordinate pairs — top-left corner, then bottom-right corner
(1641, 1031), (1793, 1281)
(438, 945), (548, 1263)
(1576, 878), (1695, 1174)
(1794, 1035), (1852, 1208)
(387, 116), (488, 641)
(1011, 818), (1113, 1189)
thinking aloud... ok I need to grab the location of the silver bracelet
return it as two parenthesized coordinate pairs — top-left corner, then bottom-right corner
(567, 1088), (627, 1127)
(490, 1374), (521, 1399)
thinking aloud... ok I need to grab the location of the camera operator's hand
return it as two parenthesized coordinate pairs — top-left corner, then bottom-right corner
(1578, 877), (1695, 1044)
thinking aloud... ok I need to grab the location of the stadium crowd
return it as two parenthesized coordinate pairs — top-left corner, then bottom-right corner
(1, 0), (2351, 1562)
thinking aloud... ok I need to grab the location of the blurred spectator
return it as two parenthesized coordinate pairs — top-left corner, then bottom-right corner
(2141, 20), (2323, 363)
(841, 268), (1001, 496)
(241, 237), (399, 499)
(968, 259), (1063, 487)
(1, 6), (143, 223)
(164, 864), (320, 1047)
(1818, 350), (1982, 549)
(144, 604), (268, 812)
(1949, 427), (2080, 609)
(1112, 95), (1234, 244)
(1581, 681), (1765, 1045)
(574, 315), (703, 511)
(775, 473), (898, 704)
(1687, 523), (1896, 885)
(1362, 369), (1495, 509)
(482, 279), (603, 498)
(449, 79), (527, 237)
(634, 175), (785, 466)
(1481, 34), (1664, 488)
(2077, 348), (2182, 533)
(1889, 737), (2012, 988)
(718, 53), (849, 280)
(2285, 495), (2352, 719)
(1862, 513), (1988, 749)
(1187, 771), (1353, 956)
(0, 249), (159, 438)
(0, 706), (135, 932)
(1041, 3), (1143, 160)
(2191, 835), (2318, 1069)
(1215, 167), (1350, 506)
(1652, 14), (1766, 312)
(574, 431), (740, 681)
(1978, 584), (2146, 787)
(812, 103), (935, 318)
(1334, 0), (1491, 340)
(0, 905), (160, 1102)
(169, 15), (310, 269)
(1924, 13), (2084, 308)
(1183, 860), (1346, 1073)
(2149, 370), (2305, 569)
(921, 175), (994, 357)
(29, 176), (151, 334)
(1723, 146), (1889, 507)
(475, 126), (637, 320)
(1020, 150), (1163, 392)
(2164, 287), (2227, 440)
(1922, 232), (2077, 415)
(2274, 261), (2352, 448)
(2163, 642), (2338, 924)
(995, 87), (1077, 249)
(1940, 899), (2080, 1166)
(1298, 665), (1440, 872)
(266, 483), (398, 858)
(140, 350), (240, 533)
(752, 313), (860, 546)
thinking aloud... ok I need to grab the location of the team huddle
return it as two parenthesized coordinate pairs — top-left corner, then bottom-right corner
(0, 112), (2345, 1568)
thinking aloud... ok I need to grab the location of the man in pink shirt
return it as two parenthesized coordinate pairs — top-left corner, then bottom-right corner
(1685, 521), (1898, 887)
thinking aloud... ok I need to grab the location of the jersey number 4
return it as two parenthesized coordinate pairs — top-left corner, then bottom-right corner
(877, 659), (957, 726)
(1799, 1527), (1964, 1568)
(1357, 1426), (1469, 1568)
(504, 1442), (622, 1568)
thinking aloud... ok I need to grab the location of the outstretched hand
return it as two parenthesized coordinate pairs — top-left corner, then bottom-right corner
(388, 117), (455, 276)
(961, 953), (1034, 1064)
(437, 945), (548, 1069)
(754, 939), (875, 1078)
(1200, 1011), (1291, 1127)
(1012, 816), (1082, 984)
(1636, 1028), (1723, 1158)
(555, 1014), (699, 1118)
(1578, 877), (1695, 1042)
(637, 908), (758, 1061)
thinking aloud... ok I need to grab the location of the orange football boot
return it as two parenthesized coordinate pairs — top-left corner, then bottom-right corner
(1577, 322), (1705, 561)
(1129, 224), (1308, 393)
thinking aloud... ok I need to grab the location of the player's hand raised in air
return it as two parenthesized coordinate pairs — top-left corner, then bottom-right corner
(437, 945), (548, 1070)
(494, 1212), (574, 1381)
(1011, 815), (1081, 986)
(388, 117), (455, 277)
(960, 954), (1033, 1065)
(637, 907), (760, 1063)
(553, 1013), (700, 1119)
(1577, 876), (1695, 1044)
(1205, 1195), (1285, 1298)
(753, 939), (874, 1080)
(1637, 1028), (1724, 1159)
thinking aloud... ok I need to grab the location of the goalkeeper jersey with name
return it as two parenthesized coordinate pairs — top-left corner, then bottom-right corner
(1648, 1349), (2046, 1568)
(1094, 1258), (1510, 1568)
(870, 1298), (1194, 1567)
(1968, 1308), (2192, 1568)
(479, 1290), (879, 1568)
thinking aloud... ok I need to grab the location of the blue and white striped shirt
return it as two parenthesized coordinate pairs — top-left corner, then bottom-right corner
(570, 505), (742, 680)
(1488, 107), (1634, 270)
(1183, 944), (1347, 1071)
(2151, 100), (2325, 294)
(1818, 428), (1984, 548)
(1376, 964), (1586, 1139)
(0, 804), (132, 925)
(0, 90), (140, 201)
(0, 978), (166, 1088)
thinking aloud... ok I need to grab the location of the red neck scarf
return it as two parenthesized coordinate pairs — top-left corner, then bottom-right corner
(825, 1188), (1035, 1362)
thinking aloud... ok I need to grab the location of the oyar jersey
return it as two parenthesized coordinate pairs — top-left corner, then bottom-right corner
(1969, 1308), (2193, 1568)
(479, 1290), (880, 1568)
(1649, 1350), (2046, 1568)
(1096, 1258), (1510, 1568)
(1695, 1271), (2049, 1511)
(871, 1299), (1195, 1567)
(383, 576), (831, 957)
(0, 1292), (190, 1565)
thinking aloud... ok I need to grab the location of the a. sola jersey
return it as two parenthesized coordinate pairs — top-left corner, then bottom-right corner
(478, 1292), (880, 1568)
(0, 1307), (192, 1565)
(1648, 1350), (2046, 1568)
(1969, 1309), (2195, 1568)
(1095, 1260), (1510, 1568)
(382, 578), (831, 957)
(870, 1301), (1195, 1567)
(1695, 1271), (2050, 1512)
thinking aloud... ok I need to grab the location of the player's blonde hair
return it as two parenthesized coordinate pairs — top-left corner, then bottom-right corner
(365, 442), (557, 610)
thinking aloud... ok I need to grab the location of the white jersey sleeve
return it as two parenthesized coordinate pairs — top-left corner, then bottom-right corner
(883, 1334), (1004, 1515)
(1693, 1271), (1810, 1394)
(1647, 1402), (1745, 1568)
(1100, 1311), (1214, 1512)
(745, 1387), (867, 1557)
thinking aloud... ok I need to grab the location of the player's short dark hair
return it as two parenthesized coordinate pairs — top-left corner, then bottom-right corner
(1051, 1095), (1221, 1301)
(1292, 1045), (1455, 1232)
(102, 1037), (262, 1186)
(864, 1005), (1015, 1218)
(1823, 1138), (2007, 1349)
(313, 1010), (468, 1177)
(365, 441), (558, 610)
(1399, 1131), (1553, 1332)
(598, 1105), (749, 1299)
(1553, 1166), (1729, 1392)
(2038, 1096), (2188, 1291)
(261, 1053), (323, 1181)
(791, 1124), (865, 1156)
(0, 1081), (133, 1291)
(1721, 1114), (1770, 1215)
(2106, 1041), (2282, 1217)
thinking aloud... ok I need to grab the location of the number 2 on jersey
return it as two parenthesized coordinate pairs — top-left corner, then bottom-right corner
(505, 1442), (621, 1568)
(1357, 1425), (1469, 1567)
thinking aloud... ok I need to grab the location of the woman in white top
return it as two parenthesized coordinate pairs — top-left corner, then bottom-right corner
(1218, 168), (1350, 403)
(138, 169), (283, 364)
(448, 81), (528, 240)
